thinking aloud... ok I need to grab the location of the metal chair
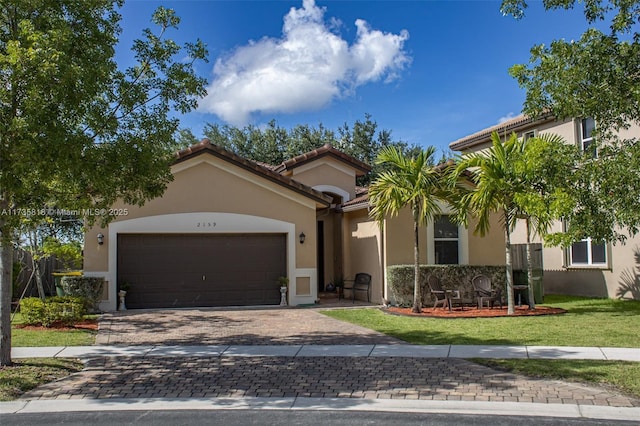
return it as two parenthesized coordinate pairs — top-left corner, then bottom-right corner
(341, 273), (371, 303)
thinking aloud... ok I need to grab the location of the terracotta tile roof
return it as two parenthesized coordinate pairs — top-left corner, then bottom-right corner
(355, 186), (368, 196)
(254, 161), (280, 171)
(175, 139), (332, 206)
(276, 143), (372, 176)
(449, 113), (556, 151)
(341, 188), (370, 211)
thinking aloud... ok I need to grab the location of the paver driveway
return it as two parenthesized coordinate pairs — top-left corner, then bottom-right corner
(96, 307), (401, 346)
(19, 306), (640, 410)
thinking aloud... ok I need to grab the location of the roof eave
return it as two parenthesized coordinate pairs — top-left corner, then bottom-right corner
(339, 202), (370, 213)
(449, 113), (557, 152)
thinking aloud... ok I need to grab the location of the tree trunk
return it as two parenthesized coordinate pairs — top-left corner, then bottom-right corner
(412, 208), (422, 313)
(33, 261), (46, 301)
(29, 231), (46, 300)
(0, 220), (13, 366)
(525, 219), (536, 310)
(504, 214), (515, 315)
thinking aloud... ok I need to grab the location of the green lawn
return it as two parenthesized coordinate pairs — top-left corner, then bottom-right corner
(11, 313), (97, 347)
(0, 358), (84, 401)
(321, 296), (640, 347)
(3, 314), (96, 401)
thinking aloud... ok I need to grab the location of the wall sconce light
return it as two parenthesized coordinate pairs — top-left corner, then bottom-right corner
(97, 233), (104, 245)
(299, 232), (306, 244)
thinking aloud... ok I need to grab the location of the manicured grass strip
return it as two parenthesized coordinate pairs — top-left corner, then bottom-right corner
(11, 313), (97, 347)
(0, 358), (83, 401)
(472, 359), (640, 399)
(321, 296), (640, 347)
(12, 328), (96, 347)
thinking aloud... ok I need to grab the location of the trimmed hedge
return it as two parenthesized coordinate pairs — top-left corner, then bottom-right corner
(60, 276), (105, 312)
(387, 265), (506, 307)
(20, 296), (87, 327)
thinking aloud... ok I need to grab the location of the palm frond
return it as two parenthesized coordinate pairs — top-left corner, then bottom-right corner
(369, 145), (445, 225)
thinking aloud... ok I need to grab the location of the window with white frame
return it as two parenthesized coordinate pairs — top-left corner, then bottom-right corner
(433, 215), (459, 264)
(523, 130), (536, 141)
(569, 238), (607, 266)
(579, 117), (596, 157)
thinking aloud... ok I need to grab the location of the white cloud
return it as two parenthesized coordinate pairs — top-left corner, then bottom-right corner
(199, 0), (410, 125)
(497, 112), (519, 124)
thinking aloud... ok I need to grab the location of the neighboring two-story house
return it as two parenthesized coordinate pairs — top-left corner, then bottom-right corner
(450, 114), (640, 300)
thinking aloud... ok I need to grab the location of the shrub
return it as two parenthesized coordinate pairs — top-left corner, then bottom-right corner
(61, 276), (105, 312)
(387, 265), (506, 307)
(386, 266), (429, 307)
(20, 298), (47, 326)
(20, 296), (87, 327)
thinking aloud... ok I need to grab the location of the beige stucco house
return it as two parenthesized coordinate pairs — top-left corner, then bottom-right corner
(450, 114), (640, 300)
(85, 140), (505, 311)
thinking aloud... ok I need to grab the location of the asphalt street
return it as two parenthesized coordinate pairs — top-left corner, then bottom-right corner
(3, 410), (639, 426)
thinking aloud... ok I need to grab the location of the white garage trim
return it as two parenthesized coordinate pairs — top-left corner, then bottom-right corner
(104, 212), (301, 311)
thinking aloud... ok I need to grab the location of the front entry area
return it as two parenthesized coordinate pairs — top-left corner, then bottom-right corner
(117, 233), (286, 309)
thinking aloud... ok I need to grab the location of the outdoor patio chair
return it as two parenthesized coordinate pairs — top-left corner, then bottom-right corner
(472, 274), (503, 309)
(427, 274), (463, 311)
(341, 272), (371, 303)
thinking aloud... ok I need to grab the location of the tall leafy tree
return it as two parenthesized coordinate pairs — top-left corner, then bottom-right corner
(194, 114), (421, 185)
(501, 0), (640, 134)
(175, 128), (200, 149)
(286, 123), (336, 159)
(451, 133), (529, 315)
(251, 120), (287, 166)
(369, 146), (446, 313)
(502, 0), (640, 253)
(17, 215), (83, 300)
(0, 1), (207, 365)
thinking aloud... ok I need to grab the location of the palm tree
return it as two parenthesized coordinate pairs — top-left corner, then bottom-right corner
(369, 146), (446, 313)
(450, 132), (527, 315)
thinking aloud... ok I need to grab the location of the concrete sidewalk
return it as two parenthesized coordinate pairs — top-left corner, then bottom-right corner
(11, 344), (640, 361)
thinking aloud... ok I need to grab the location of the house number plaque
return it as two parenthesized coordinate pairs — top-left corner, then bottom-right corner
(196, 222), (217, 228)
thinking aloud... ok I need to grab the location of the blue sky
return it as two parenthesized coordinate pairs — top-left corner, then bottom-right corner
(116, 0), (596, 154)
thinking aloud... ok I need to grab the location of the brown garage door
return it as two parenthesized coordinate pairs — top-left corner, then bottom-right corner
(117, 234), (286, 309)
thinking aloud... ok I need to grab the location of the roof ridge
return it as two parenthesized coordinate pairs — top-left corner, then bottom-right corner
(277, 143), (371, 175)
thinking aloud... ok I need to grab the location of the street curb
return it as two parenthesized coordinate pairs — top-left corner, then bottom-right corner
(2, 397), (639, 421)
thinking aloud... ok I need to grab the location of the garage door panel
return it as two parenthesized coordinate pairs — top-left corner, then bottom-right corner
(118, 234), (286, 309)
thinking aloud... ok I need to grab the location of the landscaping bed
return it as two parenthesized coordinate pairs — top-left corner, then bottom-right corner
(386, 305), (566, 318)
(14, 318), (99, 331)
